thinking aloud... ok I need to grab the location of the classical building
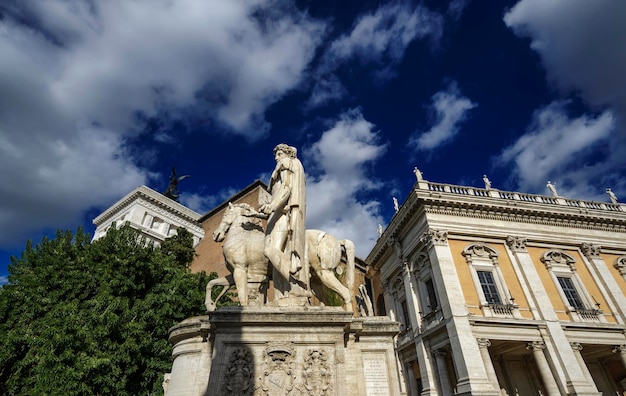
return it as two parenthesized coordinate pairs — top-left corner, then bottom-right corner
(92, 185), (204, 247)
(367, 177), (626, 395)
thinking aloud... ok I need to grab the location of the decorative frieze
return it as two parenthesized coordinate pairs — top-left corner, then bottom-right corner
(506, 236), (527, 252)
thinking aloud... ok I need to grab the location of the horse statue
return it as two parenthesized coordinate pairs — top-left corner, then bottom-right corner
(205, 203), (269, 311)
(205, 203), (356, 312)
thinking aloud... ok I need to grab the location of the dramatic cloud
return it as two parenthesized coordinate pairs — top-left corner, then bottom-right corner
(307, 2), (443, 108)
(496, 102), (615, 198)
(0, 275), (8, 286)
(0, 0), (325, 246)
(504, 0), (626, 199)
(304, 109), (387, 257)
(410, 83), (477, 151)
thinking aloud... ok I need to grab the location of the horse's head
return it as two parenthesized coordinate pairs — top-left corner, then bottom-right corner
(212, 202), (238, 242)
(213, 202), (264, 242)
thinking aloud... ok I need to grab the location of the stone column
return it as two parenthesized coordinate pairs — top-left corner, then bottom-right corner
(570, 343), (595, 385)
(432, 349), (453, 396)
(612, 345), (626, 369)
(424, 229), (497, 395)
(581, 243), (626, 324)
(402, 259), (420, 332)
(477, 338), (500, 392)
(526, 341), (560, 396)
(381, 279), (397, 321)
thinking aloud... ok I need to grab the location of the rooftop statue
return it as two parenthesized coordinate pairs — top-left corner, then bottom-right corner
(163, 166), (190, 201)
(546, 181), (559, 197)
(606, 188), (619, 204)
(483, 175), (492, 190)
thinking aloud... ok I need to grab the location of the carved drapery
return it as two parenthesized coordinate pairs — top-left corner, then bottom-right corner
(506, 236), (527, 252)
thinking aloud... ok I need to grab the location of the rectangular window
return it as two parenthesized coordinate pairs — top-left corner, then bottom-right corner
(557, 277), (585, 310)
(425, 279), (439, 310)
(401, 300), (411, 329)
(477, 271), (501, 304)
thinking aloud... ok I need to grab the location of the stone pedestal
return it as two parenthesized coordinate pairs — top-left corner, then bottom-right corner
(167, 307), (401, 395)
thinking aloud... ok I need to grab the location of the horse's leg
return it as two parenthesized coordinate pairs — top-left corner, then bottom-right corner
(205, 275), (234, 311)
(315, 268), (351, 310)
(232, 265), (248, 306)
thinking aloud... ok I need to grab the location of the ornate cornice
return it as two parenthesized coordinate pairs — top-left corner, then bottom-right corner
(93, 185), (202, 226)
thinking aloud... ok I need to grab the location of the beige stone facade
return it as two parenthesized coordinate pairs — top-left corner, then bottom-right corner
(367, 178), (626, 395)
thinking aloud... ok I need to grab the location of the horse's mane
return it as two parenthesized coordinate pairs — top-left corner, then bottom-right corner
(230, 202), (264, 229)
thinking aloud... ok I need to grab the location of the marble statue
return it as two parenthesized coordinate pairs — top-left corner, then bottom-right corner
(413, 167), (423, 181)
(206, 144), (356, 311)
(205, 203), (269, 311)
(606, 188), (618, 204)
(392, 197), (399, 212)
(259, 143), (310, 301)
(483, 175), (491, 190)
(546, 181), (558, 197)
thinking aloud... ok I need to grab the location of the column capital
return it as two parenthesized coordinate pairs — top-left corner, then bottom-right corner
(476, 338), (492, 348)
(421, 229), (448, 247)
(570, 342), (583, 352)
(581, 243), (601, 259)
(506, 236), (527, 252)
(526, 341), (545, 352)
(612, 344), (626, 354)
(432, 348), (447, 358)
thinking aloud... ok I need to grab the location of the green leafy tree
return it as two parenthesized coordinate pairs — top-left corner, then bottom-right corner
(0, 225), (213, 395)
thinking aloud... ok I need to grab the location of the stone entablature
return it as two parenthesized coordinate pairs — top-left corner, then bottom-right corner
(92, 185), (204, 246)
(368, 179), (626, 265)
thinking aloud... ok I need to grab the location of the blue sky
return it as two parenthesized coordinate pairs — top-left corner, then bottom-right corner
(1, 0), (625, 285)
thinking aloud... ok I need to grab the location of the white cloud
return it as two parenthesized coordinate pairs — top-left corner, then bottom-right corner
(0, 0), (325, 246)
(303, 109), (387, 257)
(308, 2), (443, 108)
(180, 187), (239, 216)
(410, 83), (477, 151)
(504, 0), (626, 199)
(496, 101), (615, 198)
(0, 275), (8, 286)
(504, 0), (626, 118)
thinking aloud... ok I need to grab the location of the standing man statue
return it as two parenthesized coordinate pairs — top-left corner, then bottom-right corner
(546, 181), (559, 197)
(259, 144), (310, 303)
(483, 175), (492, 190)
(606, 188), (619, 204)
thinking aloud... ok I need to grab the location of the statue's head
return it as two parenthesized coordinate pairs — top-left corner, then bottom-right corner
(273, 143), (297, 158)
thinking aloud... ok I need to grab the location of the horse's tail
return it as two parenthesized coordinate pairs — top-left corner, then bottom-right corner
(341, 239), (356, 296)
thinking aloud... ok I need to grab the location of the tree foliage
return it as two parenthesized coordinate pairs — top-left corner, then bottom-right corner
(0, 225), (213, 395)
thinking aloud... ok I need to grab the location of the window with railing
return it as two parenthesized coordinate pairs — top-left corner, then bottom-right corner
(462, 243), (520, 318)
(541, 250), (605, 322)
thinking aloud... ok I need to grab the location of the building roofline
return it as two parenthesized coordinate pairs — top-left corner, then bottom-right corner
(92, 185), (202, 226)
(367, 179), (626, 265)
(198, 179), (268, 222)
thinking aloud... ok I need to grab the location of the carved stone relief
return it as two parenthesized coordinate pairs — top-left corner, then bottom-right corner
(221, 349), (255, 396)
(541, 250), (577, 271)
(421, 229), (448, 247)
(580, 243), (601, 259)
(300, 349), (333, 396)
(613, 257), (626, 277)
(506, 236), (527, 252)
(462, 243), (499, 265)
(261, 343), (296, 395)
